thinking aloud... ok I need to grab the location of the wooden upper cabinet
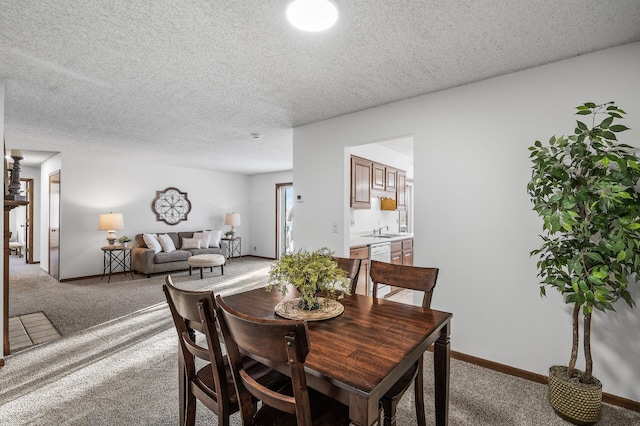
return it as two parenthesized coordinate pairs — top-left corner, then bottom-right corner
(351, 155), (406, 211)
(372, 163), (385, 190)
(386, 167), (397, 191)
(351, 156), (372, 209)
(396, 170), (407, 210)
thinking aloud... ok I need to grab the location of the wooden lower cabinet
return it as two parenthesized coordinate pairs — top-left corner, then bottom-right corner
(349, 245), (369, 295)
(386, 238), (413, 297)
(391, 238), (413, 266)
(349, 239), (413, 296)
(391, 241), (403, 265)
(402, 238), (413, 266)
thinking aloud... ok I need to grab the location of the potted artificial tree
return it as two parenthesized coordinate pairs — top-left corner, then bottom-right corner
(528, 102), (640, 425)
(267, 247), (350, 311)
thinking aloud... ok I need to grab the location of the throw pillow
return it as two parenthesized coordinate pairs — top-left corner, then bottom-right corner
(143, 233), (162, 253)
(181, 237), (201, 250)
(193, 232), (211, 249)
(158, 234), (176, 253)
(207, 230), (222, 248)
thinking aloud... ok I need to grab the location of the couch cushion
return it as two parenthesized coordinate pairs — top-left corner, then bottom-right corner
(154, 250), (190, 264)
(188, 247), (223, 256)
(143, 233), (162, 253)
(158, 234), (177, 253)
(204, 230), (222, 248)
(193, 232), (210, 248)
(181, 237), (201, 250)
(177, 232), (195, 247)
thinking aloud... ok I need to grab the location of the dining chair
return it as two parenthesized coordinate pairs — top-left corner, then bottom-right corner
(215, 294), (352, 426)
(369, 260), (439, 426)
(334, 256), (361, 294)
(163, 276), (285, 426)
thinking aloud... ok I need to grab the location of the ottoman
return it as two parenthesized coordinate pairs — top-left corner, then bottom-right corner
(187, 254), (225, 279)
(9, 241), (23, 257)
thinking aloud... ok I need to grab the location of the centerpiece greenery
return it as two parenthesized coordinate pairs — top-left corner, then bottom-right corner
(527, 101), (640, 424)
(267, 247), (350, 310)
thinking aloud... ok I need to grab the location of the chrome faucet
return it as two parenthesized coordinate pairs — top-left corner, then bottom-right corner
(373, 226), (389, 235)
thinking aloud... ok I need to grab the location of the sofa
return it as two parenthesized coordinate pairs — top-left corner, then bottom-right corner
(132, 231), (224, 277)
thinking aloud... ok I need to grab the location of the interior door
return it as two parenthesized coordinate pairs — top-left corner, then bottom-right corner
(276, 183), (294, 259)
(20, 178), (34, 263)
(49, 171), (60, 280)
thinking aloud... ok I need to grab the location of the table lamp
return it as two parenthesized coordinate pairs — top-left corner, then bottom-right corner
(224, 212), (241, 236)
(99, 212), (124, 246)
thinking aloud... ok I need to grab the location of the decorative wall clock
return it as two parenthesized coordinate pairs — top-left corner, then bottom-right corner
(152, 187), (191, 225)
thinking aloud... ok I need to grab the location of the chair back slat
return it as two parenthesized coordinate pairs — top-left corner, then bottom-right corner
(369, 260), (439, 308)
(182, 331), (212, 360)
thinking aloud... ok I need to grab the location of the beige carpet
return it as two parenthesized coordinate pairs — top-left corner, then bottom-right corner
(3, 257), (639, 425)
(8, 255), (274, 338)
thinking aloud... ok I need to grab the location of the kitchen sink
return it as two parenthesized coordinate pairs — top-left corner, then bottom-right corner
(364, 233), (405, 238)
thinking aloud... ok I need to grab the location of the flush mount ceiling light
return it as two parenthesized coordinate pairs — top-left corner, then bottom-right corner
(286, 0), (338, 32)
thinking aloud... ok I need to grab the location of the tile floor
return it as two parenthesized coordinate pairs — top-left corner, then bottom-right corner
(9, 312), (61, 351)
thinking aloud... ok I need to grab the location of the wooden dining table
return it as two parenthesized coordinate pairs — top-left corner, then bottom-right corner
(221, 286), (453, 426)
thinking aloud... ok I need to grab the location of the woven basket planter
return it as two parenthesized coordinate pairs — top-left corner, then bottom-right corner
(548, 366), (602, 425)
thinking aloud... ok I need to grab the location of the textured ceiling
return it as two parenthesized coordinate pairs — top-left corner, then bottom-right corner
(1, 1), (639, 174)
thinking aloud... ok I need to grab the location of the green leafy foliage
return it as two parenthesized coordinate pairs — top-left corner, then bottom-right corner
(267, 247), (350, 309)
(528, 102), (640, 380)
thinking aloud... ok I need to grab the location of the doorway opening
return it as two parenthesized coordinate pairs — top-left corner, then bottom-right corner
(276, 183), (294, 259)
(9, 178), (35, 264)
(49, 171), (60, 280)
(348, 136), (414, 236)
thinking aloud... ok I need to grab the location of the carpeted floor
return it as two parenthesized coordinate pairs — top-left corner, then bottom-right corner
(3, 256), (639, 425)
(8, 255), (274, 338)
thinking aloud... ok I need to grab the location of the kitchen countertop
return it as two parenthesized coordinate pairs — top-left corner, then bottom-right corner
(350, 233), (413, 248)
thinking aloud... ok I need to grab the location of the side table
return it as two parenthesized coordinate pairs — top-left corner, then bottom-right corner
(221, 236), (242, 261)
(101, 246), (135, 283)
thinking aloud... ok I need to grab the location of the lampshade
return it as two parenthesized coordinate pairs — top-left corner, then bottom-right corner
(98, 213), (124, 231)
(224, 213), (241, 226)
(99, 213), (124, 246)
(286, 0), (338, 32)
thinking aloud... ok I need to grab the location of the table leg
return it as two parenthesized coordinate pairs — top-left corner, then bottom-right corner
(434, 323), (450, 426)
(348, 394), (380, 426)
(107, 250), (114, 283)
(125, 250), (135, 279)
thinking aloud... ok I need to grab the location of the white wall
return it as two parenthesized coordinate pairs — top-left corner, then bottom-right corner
(41, 153), (250, 279)
(293, 43), (640, 402)
(248, 171), (293, 259)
